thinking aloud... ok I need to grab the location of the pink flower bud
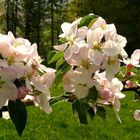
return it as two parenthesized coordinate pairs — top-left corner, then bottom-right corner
(17, 86), (29, 99)
(127, 71), (132, 76)
(100, 87), (112, 100)
(127, 64), (133, 69)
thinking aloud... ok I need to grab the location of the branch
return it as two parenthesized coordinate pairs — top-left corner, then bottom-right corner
(1, 99), (34, 112)
(122, 87), (140, 92)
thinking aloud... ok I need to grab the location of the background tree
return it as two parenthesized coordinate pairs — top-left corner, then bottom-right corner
(48, 0), (68, 48)
(5, 0), (18, 35)
(0, 0), (5, 33)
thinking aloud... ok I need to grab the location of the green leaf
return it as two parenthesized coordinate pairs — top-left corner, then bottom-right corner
(48, 51), (64, 64)
(128, 75), (140, 81)
(87, 86), (98, 101)
(78, 110), (88, 124)
(0, 109), (2, 118)
(96, 106), (106, 119)
(115, 66), (127, 81)
(55, 62), (71, 85)
(72, 100), (90, 113)
(72, 100), (90, 124)
(88, 18), (98, 28)
(47, 51), (57, 62)
(56, 58), (65, 69)
(72, 100), (80, 113)
(78, 14), (98, 28)
(59, 38), (66, 44)
(87, 107), (95, 120)
(8, 100), (27, 136)
(80, 101), (90, 112)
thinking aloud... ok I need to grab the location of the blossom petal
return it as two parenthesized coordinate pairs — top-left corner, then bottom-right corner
(89, 50), (105, 66)
(102, 40), (120, 56)
(77, 26), (88, 40)
(34, 94), (52, 114)
(87, 28), (103, 45)
(41, 70), (55, 88)
(75, 85), (89, 99)
(54, 43), (68, 51)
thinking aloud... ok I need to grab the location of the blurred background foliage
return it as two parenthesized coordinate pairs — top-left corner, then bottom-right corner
(0, 0), (139, 58)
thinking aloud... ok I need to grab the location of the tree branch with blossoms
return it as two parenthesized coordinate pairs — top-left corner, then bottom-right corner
(51, 14), (140, 123)
(0, 14), (140, 136)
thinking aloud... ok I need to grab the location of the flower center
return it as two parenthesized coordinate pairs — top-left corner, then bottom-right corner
(92, 42), (101, 51)
(107, 57), (116, 65)
(81, 59), (91, 69)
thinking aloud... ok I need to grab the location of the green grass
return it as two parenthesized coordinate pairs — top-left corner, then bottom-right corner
(1, 89), (140, 140)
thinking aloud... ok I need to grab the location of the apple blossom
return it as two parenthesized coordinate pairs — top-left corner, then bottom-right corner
(59, 17), (82, 39)
(0, 81), (18, 109)
(0, 41), (13, 59)
(54, 17), (83, 52)
(104, 56), (120, 81)
(25, 68), (55, 113)
(90, 16), (106, 29)
(0, 31), (56, 116)
(87, 28), (103, 45)
(34, 93), (52, 114)
(103, 24), (116, 40)
(63, 67), (94, 99)
(64, 42), (90, 67)
(0, 31), (15, 44)
(123, 49), (140, 67)
(88, 50), (105, 66)
(94, 71), (125, 111)
(0, 62), (27, 81)
(134, 110), (140, 121)
(53, 17), (89, 65)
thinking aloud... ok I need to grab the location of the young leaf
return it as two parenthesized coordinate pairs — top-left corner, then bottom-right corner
(55, 62), (71, 85)
(78, 14), (98, 28)
(48, 51), (64, 64)
(47, 51), (57, 62)
(56, 58), (65, 69)
(88, 18), (98, 28)
(8, 100), (27, 136)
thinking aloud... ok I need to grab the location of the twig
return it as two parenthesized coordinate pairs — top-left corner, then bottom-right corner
(122, 87), (140, 92)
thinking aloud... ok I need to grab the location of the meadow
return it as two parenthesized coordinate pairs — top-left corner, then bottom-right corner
(0, 86), (140, 140)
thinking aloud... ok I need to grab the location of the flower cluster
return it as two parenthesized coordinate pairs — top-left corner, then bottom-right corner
(1, 14), (140, 136)
(0, 31), (55, 113)
(54, 14), (128, 113)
